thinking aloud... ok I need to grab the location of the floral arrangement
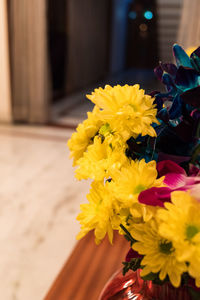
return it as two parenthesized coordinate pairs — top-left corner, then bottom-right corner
(68, 45), (200, 293)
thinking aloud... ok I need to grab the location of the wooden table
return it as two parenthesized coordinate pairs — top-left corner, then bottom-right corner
(44, 231), (129, 300)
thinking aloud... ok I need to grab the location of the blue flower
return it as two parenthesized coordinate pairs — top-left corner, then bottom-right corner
(152, 45), (200, 160)
(154, 45), (200, 116)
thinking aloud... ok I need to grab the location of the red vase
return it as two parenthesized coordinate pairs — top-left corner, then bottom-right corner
(99, 269), (193, 300)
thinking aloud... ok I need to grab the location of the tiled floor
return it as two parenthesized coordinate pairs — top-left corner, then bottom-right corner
(0, 125), (90, 300)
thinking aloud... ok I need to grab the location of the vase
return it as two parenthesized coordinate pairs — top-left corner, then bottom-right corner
(99, 269), (193, 300)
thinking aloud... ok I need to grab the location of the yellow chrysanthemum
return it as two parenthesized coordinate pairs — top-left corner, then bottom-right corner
(109, 159), (164, 210)
(110, 208), (130, 232)
(76, 180), (115, 244)
(108, 200), (157, 236)
(110, 205), (156, 237)
(87, 84), (159, 141)
(129, 202), (156, 223)
(158, 191), (200, 286)
(75, 134), (128, 181)
(131, 220), (187, 287)
(67, 106), (103, 165)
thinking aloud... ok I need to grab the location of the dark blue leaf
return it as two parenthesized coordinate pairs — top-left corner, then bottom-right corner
(190, 52), (200, 73)
(157, 108), (169, 123)
(160, 63), (177, 78)
(175, 67), (200, 91)
(180, 86), (200, 108)
(173, 44), (193, 68)
(162, 72), (175, 91)
(154, 65), (163, 81)
(169, 94), (182, 119)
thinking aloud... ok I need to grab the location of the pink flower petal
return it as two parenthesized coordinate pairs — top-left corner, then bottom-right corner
(185, 176), (200, 185)
(163, 173), (188, 189)
(138, 187), (172, 207)
(138, 161), (200, 208)
(157, 160), (186, 178)
(164, 173), (200, 189)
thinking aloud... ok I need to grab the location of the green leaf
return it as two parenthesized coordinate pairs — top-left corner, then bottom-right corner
(141, 272), (157, 281)
(141, 272), (170, 285)
(120, 224), (136, 245)
(122, 258), (142, 275)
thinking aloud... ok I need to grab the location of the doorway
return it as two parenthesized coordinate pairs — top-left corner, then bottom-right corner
(48, 0), (112, 126)
(48, 0), (68, 102)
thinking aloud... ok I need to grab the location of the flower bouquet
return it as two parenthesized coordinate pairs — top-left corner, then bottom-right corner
(68, 45), (200, 299)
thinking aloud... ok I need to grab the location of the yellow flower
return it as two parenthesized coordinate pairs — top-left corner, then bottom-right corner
(186, 46), (198, 56)
(110, 208), (130, 232)
(131, 220), (187, 287)
(158, 191), (200, 286)
(109, 159), (163, 210)
(104, 159), (163, 233)
(76, 181), (115, 244)
(75, 134), (128, 181)
(87, 84), (159, 141)
(67, 106), (103, 165)
(130, 202), (156, 223)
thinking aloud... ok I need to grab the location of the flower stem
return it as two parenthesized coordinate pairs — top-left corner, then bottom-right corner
(120, 224), (135, 244)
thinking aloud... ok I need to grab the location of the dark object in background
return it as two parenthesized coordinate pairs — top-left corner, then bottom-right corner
(47, 0), (159, 104)
(47, 0), (67, 101)
(47, 0), (111, 100)
(126, 0), (158, 69)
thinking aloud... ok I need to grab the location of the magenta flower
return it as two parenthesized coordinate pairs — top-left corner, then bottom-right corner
(138, 160), (200, 207)
(157, 159), (186, 177)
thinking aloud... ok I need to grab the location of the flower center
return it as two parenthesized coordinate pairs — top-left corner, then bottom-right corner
(99, 123), (112, 136)
(129, 103), (138, 112)
(159, 241), (173, 255)
(186, 225), (199, 240)
(134, 184), (146, 194)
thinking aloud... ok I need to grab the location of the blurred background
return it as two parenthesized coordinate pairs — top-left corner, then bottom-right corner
(0, 0), (200, 299)
(2, 0), (193, 128)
